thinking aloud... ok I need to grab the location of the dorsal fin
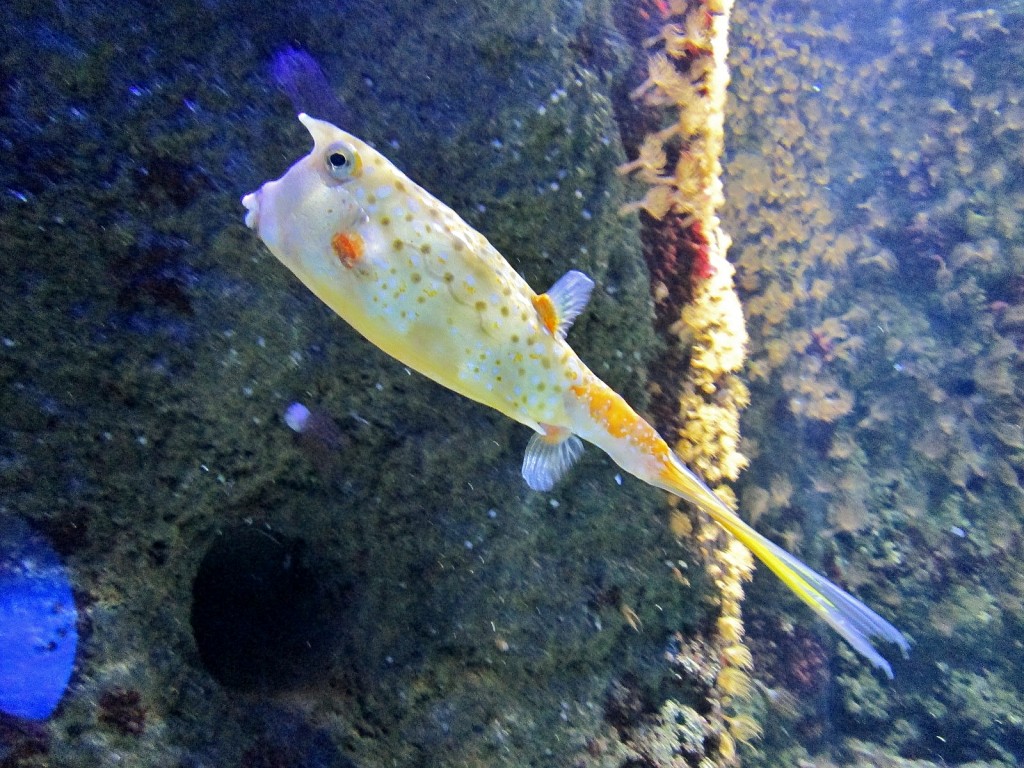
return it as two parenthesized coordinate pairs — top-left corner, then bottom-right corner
(531, 270), (594, 340)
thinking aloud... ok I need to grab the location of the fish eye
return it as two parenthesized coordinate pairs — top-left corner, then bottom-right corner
(324, 142), (360, 180)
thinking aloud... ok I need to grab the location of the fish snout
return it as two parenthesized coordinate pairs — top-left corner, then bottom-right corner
(242, 188), (261, 230)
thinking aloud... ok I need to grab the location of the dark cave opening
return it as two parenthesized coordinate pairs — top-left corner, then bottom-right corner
(190, 526), (339, 693)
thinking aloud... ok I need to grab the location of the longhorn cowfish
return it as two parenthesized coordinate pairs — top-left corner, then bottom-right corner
(242, 114), (909, 676)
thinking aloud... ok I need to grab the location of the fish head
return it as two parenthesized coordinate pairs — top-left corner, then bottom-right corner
(242, 113), (372, 281)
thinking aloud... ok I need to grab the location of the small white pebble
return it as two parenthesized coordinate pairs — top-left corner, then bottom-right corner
(284, 402), (311, 432)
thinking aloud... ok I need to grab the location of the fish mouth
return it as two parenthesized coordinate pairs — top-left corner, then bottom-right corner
(241, 189), (261, 230)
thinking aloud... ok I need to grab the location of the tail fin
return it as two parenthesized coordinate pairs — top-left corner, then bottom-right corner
(657, 455), (909, 677)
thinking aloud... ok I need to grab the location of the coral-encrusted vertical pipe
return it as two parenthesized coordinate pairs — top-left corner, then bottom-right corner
(619, 0), (755, 763)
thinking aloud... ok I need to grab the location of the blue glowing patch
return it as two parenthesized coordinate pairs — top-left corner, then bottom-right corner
(0, 517), (78, 720)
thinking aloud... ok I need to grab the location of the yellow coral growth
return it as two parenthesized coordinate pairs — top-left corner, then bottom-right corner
(678, 258), (749, 380)
(674, 387), (749, 486)
(624, 3), (759, 764)
(716, 666), (753, 699)
(616, 134), (667, 180)
(722, 643), (754, 669)
(718, 614), (745, 643)
(718, 730), (737, 762)
(721, 539), (754, 578)
(669, 507), (694, 538)
(727, 713), (763, 743)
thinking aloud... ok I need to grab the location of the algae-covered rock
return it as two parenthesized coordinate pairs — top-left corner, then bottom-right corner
(0, 0), (722, 766)
(725, 1), (1024, 765)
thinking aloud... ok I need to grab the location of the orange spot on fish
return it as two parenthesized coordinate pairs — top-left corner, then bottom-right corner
(332, 231), (364, 268)
(531, 293), (559, 336)
(539, 423), (572, 444)
(571, 382), (634, 438)
(571, 380), (669, 459)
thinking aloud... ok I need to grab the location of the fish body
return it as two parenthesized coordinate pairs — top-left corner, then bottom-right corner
(245, 116), (577, 431)
(243, 114), (909, 675)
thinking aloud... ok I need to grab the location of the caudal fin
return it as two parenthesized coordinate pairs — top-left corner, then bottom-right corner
(657, 456), (909, 677)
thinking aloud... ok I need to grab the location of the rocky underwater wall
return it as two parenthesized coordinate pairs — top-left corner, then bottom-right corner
(0, 0), (752, 765)
(723, 1), (1024, 766)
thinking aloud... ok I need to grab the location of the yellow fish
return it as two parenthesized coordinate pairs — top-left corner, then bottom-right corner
(242, 114), (909, 676)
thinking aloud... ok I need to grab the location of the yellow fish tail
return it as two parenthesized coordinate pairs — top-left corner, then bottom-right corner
(656, 456), (909, 677)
